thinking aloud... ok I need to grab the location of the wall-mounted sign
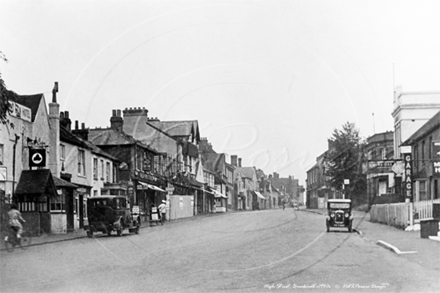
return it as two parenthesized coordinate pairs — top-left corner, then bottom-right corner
(434, 141), (440, 157)
(404, 153), (412, 200)
(433, 161), (440, 178)
(10, 101), (32, 122)
(400, 145), (412, 154)
(29, 148), (46, 167)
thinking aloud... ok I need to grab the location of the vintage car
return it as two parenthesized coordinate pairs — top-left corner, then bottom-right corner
(86, 196), (140, 237)
(326, 199), (353, 233)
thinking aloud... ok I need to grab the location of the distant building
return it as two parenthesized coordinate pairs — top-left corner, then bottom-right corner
(362, 131), (402, 207)
(392, 86), (440, 158)
(401, 110), (440, 202)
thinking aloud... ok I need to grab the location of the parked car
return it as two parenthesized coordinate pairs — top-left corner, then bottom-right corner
(326, 199), (353, 233)
(86, 196), (140, 237)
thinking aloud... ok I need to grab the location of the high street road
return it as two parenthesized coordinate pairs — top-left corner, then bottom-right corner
(1, 208), (439, 293)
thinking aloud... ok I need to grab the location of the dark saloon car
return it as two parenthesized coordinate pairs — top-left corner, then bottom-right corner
(86, 196), (140, 237)
(326, 199), (353, 233)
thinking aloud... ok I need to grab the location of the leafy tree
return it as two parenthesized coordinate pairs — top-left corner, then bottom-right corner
(0, 51), (17, 127)
(324, 122), (367, 205)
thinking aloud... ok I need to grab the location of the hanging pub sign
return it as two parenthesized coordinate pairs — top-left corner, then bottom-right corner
(29, 148), (46, 168)
(403, 153), (412, 200)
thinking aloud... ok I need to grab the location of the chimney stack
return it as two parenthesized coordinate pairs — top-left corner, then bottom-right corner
(238, 158), (242, 167)
(72, 120), (89, 141)
(110, 109), (124, 132)
(52, 82), (58, 103)
(60, 111), (72, 131)
(231, 155), (238, 167)
(48, 81), (60, 177)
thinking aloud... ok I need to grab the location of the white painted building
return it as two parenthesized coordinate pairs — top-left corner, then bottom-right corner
(392, 86), (440, 158)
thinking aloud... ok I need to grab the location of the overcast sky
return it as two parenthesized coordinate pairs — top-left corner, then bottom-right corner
(1, 0), (440, 184)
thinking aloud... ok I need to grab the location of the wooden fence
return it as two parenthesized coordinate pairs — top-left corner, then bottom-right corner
(370, 199), (440, 229)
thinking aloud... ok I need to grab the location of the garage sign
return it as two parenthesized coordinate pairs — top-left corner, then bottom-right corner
(404, 153), (412, 200)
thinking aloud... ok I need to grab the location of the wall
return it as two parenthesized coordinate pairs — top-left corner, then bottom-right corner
(392, 89), (440, 158)
(51, 213), (67, 234)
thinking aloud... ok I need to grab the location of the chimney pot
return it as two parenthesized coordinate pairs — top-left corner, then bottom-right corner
(81, 122), (85, 130)
(75, 120), (79, 130)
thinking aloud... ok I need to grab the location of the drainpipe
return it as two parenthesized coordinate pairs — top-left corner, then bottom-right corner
(12, 133), (20, 204)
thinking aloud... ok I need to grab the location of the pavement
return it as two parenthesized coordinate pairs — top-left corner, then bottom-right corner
(2, 208), (440, 272)
(300, 208), (440, 272)
(1, 211), (225, 251)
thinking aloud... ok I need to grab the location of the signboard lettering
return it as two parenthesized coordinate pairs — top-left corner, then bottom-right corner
(433, 161), (440, 178)
(404, 154), (412, 200)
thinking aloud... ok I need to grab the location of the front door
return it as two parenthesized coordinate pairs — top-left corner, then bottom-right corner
(66, 189), (74, 232)
(78, 194), (84, 228)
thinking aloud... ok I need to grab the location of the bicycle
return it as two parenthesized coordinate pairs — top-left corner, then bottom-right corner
(4, 227), (32, 252)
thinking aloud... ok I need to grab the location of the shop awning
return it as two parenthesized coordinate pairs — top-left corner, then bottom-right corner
(213, 190), (227, 198)
(254, 191), (266, 200)
(147, 184), (165, 192)
(137, 181), (165, 192)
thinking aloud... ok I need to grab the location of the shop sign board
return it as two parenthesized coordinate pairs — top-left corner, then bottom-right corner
(404, 153), (412, 200)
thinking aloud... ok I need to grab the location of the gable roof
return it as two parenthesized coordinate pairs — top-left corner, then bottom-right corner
(235, 167), (256, 180)
(402, 110), (440, 146)
(203, 153), (225, 174)
(61, 126), (91, 149)
(15, 169), (57, 197)
(88, 128), (159, 154)
(147, 120), (200, 142)
(14, 94), (44, 122)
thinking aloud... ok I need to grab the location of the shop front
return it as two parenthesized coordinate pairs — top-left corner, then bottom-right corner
(14, 169), (78, 235)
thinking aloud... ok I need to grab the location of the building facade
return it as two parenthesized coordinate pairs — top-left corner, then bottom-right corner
(401, 111), (440, 202)
(392, 86), (440, 159)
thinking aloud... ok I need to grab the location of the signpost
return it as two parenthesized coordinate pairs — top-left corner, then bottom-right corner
(401, 146), (412, 202)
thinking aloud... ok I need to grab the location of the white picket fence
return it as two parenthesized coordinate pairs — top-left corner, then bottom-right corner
(370, 199), (440, 228)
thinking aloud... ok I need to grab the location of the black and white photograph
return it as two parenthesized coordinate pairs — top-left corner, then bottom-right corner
(1, 0), (440, 292)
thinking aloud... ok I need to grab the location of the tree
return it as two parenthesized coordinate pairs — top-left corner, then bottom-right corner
(324, 122), (367, 205)
(0, 51), (17, 127)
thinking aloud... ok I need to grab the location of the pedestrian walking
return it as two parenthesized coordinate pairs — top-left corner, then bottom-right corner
(158, 200), (167, 224)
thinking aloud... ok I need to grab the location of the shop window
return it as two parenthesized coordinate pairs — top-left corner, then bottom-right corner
(378, 180), (387, 196)
(51, 192), (66, 212)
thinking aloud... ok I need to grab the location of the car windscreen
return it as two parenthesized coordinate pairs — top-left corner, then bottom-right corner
(89, 199), (112, 208)
(329, 203), (350, 209)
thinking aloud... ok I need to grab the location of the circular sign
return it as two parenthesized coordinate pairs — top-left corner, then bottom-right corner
(31, 152), (43, 165)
